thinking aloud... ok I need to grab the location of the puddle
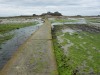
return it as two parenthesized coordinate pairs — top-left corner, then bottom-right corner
(62, 28), (76, 33)
(51, 18), (87, 25)
(62, 41), (74, 55)
(0, 34), (4, 38)
(0, 23), (43, 70)
(57, 33), (74, 55)
(57, 34), (64, 43)
(78, 36), (83, 39)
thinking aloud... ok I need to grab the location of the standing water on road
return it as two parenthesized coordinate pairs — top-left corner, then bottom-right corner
(0, 23), (43, 70)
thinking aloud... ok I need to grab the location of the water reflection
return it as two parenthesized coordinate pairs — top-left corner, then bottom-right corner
(0, 23), (42, 70)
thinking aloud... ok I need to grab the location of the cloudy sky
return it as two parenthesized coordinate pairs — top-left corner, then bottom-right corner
(0, 0), (100, 17)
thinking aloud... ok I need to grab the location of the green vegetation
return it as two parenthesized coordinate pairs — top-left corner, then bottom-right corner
(53, 27), (100, 75)
(51, 19), (78, 23)
(53, 38), (72, 75)
(0, 21), (38, 45)
(0, 34), (14, 45)
(0, 22), (38, 34)
(63, 32), (100, 73)
(86, 18), (100, 23)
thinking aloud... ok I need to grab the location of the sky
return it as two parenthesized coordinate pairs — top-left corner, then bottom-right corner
(0, 0), (100, 17)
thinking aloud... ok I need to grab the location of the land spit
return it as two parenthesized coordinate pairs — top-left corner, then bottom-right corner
(0, 20), (58, 75)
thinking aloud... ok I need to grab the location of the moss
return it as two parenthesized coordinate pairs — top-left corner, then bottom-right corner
(52, 25), (100, 75)
(53, 35), (73, 75)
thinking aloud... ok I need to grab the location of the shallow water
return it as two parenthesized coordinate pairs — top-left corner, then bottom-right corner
(0, 23), (43, 70)
(62, 28), (76, 33)
(51, 18), (87, 25)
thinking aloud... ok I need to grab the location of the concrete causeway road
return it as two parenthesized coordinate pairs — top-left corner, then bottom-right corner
(0, 19), (58, 75)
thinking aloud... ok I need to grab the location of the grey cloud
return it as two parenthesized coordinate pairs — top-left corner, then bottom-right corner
(0, 0), (84, 6)
(0, 0), (100, 16)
